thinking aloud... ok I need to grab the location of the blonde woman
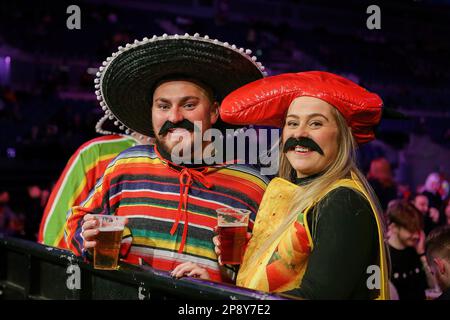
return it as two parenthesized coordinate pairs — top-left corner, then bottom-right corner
(174, 71), (391, 300)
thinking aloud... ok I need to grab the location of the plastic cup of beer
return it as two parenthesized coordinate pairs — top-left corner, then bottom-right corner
(216, 208), (250, 265)
(93, 215), (126, 270)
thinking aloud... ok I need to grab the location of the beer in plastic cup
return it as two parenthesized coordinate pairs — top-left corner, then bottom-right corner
(216, 208), (250, 265)
(93, 215), (126, 270)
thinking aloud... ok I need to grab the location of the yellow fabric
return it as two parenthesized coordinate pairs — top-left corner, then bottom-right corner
(237, 178), (299, 290)
(237, 173), (390, 300)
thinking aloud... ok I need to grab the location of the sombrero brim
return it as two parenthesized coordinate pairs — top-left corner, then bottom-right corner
(98, 35), (266, 137)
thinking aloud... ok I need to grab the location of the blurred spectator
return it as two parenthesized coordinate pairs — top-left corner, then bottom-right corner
(440, 179), (449, 201)
(425, 226), (450, 300)
(19, 185), (47, 241)
(412, 193), (441, 236)
(2, 86), (18, 105)
(422, 172), (443, 210)
(0, 86), (22, 122)
(387, 200), (430, 300)
(215, 0), (230, 25)
(398, 183), (412, 200)
(0, 189), (24, 237)
(422, 172), (448, 226)
(444, 198), (450, 226)
(367, 157), (398, 212)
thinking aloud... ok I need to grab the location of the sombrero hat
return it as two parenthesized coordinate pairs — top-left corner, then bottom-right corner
(94, 33), (267, 137)
(94, 114), (155, 144)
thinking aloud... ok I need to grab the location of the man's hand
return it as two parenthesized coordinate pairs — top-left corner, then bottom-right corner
(171, 262), (210, 280)
(81, 214), (99, 250)
(416, 230), (426, 256)
(212, 235), (223, 265)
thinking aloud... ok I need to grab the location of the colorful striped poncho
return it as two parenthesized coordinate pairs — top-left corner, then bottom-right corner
(38, 135), (138, 248)
(65, 144), (269, 281)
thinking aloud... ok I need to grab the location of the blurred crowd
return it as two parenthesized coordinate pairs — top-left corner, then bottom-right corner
(0, 0), (449, 299)
(0, 185), (48, 241)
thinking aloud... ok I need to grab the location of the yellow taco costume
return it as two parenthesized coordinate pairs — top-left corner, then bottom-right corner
(237, 174), (389, 299)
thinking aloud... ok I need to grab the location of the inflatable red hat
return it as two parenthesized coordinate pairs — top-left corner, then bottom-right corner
(220, 71), (384, 144)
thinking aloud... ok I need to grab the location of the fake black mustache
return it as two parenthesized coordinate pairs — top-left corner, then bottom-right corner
(158, 119), (196, 136)
(283, 137), (324, 155)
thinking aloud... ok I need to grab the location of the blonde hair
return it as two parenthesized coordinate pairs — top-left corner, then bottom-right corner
(247, 107), (389, 268)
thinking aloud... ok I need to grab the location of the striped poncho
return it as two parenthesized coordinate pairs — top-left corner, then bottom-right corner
(38, 135), (138, 248)
(65, 144), (269, 281)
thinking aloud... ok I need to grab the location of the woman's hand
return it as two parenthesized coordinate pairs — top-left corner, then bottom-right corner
(171, 262), (210, 280)
(213, 229), (252, 266)
(212, 235), (223, 265)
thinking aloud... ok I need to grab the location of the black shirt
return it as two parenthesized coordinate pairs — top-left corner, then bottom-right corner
(389, 246), (427, 300)
(285, 185), (379, 299)
(437, 288), (450, 300)
(368, 178), (397, 212)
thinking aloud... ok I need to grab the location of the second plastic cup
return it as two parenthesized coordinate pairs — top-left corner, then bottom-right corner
(216, 208), (250, 265)
(93, 215), (127, 270)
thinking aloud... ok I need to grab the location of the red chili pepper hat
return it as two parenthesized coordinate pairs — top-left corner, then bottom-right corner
(220, 71), (384, 144)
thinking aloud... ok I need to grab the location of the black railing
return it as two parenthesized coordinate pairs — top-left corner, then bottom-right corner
(0, 234), (293, 300)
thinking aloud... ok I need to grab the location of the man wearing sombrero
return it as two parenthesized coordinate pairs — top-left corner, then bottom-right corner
(204, 71), (392, 299)
(64, 33), (269, 282)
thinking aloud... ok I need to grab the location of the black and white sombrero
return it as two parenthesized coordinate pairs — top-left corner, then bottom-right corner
(94, 33), (267, 138)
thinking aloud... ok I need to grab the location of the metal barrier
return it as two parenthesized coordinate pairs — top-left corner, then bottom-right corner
(0, 234), (292, 300)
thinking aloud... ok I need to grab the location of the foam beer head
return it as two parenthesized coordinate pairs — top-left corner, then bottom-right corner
(93, 215), (127, 270)
(217, 208), (250, 227)
(216, 208), (250, 265)
(94, 215), (127, 229)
